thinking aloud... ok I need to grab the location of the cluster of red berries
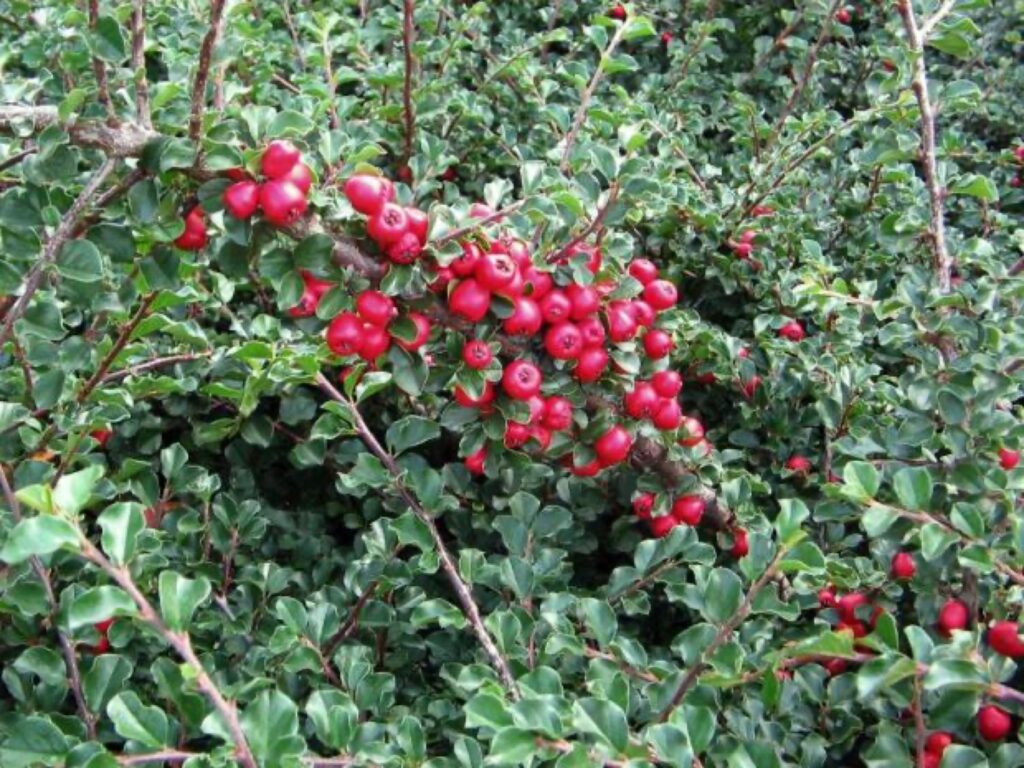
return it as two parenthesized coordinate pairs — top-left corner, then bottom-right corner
(1010, 145), (1024, 188)
(631, 491), (748, 553)
(343, 174), (429, 265)
(174, 207), (208, 251)
(729, 229), (757, 260)
(324, 289), (431, 363)
(222, 139), (312, 226)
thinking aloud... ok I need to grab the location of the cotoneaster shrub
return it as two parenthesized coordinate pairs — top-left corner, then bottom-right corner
(0, 1), (1023, 767)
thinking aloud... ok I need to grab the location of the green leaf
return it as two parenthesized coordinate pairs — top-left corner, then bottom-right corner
(487, 727), (539, 764)
(0, 516), (80, 564)
(57, 240), (104, 283)
(305, 691), (358, 751)
(775, 498), (809, 544)
(572, 698), (628, 753)
(158, 571), (211, 631)
(843, 461), (880, 500)
(54, 465), (104, 516)
(949, 174), (998, 202)
(69, 586), (137, 629)
(91, 15), (126, 61)
(923, 659), (988, 691)
(464, 693), (514, 731)
(240, 689), (304, 768)
(84, 655), (133, 712)
(580, 598), (617, 647)
(702, 568), (743, 624)
(106, 692), (172, 748)
(0, 716), (69, 768)
(892, 467), (932, 510)
(97, 503), (145, 565)
(385, 416), (440, 455)
(855, 655), (918, 698)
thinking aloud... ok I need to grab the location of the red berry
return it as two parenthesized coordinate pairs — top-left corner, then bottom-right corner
(544, 322), (585, 360)
(836, 592), (868, 622)
(503, 360), (543, 400)
(577, 316), (607, 347)
(937, 598), (969, 637)
(607, 306), (639, 343)
(503, 238), (532, 269)
(651, 371), (683, 398)
(495, 268), (525, 300)
(751, 204), (774, 217)
(91, 636), (111, 654)
(837, 619), (867, 638)
(465, 447), (487, 475)
(358, 324), (391, 362)
(449, 279), (492, 322)
(629, 259), (659, 284)
(542, 396), (574, 431)
(740, 374), (762, 399)
(624, 382), (660, 420)
(281, 162), (313, 195)
(260, 179), (307, 226)
(223, 180), (260, 219)
(540, 290), (573, 324)
(609, 4), (627, 20)
(344, 175), (395, 215)
(301, 271), (333, 298)
(469, 202), (496, 219)
(454, 381), (496, 410)
(989, 621), (1024, 658)
(633, 493), (655, 520)
(732, 242), (753, 259)
(978, 705), (1012, 741)
(823, 658), (847, 676)
(503, 296), (543, 336)
(504, 421), (531, 450)
(739, 229), (757, 244)
(999, 448), (1021, 470)
(405, 207), (429, 244)
(643, 329), (674, 359)
(462, 340), (493, 369)
(779, 320), (806, 342)
(1015, 146), (1024, 162)
(91, 429), (113, 447)
(174, 207), (207, 250)
(356, 290), (397, 327)
(452, 242), (484, 277)
(261, 139), (301, 179)
(731, 528), (749, 558)
(835, 7), (851, 23)
(476, 253), (518, 290)
(575, 347), (609, 383)
(643, 280), (678, 311)
(594, 425), (632, 467)
(570, 458), (603, 477)
(924, 732), (953, 756)
(672, 495), (705, 525)
(785, 455), (812, 473)
(528, 425), (552, 452)
(397, 164), (413, 184)
(661, 30), (673, 45)
(326, 312), (364, 356)
(522, 267), (553, 299)
(563, 243), (602, 274)
(566, 284), (600, 320)
(394, 312), (431, 352)
(891, 552), (916, 581)
(387, 231), (423, 264)
(629, 300), (656, 328)
(818, 588), (837, 608)
(649, 515), (677, 537)
(288, 287), (319, 318)
(367, 203), (410, 248)
(652, 399), (682, 431)
(94, 618), (115, 634)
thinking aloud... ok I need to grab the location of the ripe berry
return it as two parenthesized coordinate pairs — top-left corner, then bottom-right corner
(937, 598), (969, 637)
(397, 164), (413, 184)
(650, 515), (677, 538)
(818, 588), (837, 608)
(260, 179), (307, 226)
(629, 259), (659, 284)
(504, 421), (531, 450)
(449, 279), (492, 322)
(643, 329), (674, 359)
(999, 447), (1021, 470)
(652, 371), (683, 398)
(91, 636), (111, 654)
(261, 139), (301, 179)
(779, 320), (806, 342)
(609, 4), (627, 20)
(388, 231), (423, 264)
(528, 425), (552, 452)
(823, 658), (847, 676)
(924, 732), (953, 756)
(544, 322), (584, 360)
(740, 374), (762, 399)
(677, 416), (704, 447)
(607, 306), (639, 342)
(594, 425), (633, 466)
(891, 552), (916, 581)
(469, 202), (496, 219)
(503, 360), (542, 400)
(835, 7), (851, 24)
(394, 312), (431, 352)
(367, 203), (410, 247)
(978, 705), (1012, 741)
(575, 347), (609, 383)
(624, 382), (660, 419)
(672, 495), (705, 525)
(91, 429), (113, 447)
(359, 324), (391, 362)
(661, 31), (673, 45)
(643, 279), (678, 310)
(462, 340), (493, 370)
(989, 621), (1024, 658)
(652, 398), (682, 431)
(503, 296), (543, 336)
(301, 271), (333, 299)
(563, 243), (602, 274)
(454, 381), (496, 410)
(405, 207), (429, 244)
(540, 290), (573, 324)
(577, 316), (607, 347)
(522, 267), (553, 299)
(326, 312), (364, 356)
(836, 592), (868, 622)
(476, 253), (518, 290)
(633, 493), (655, 520)
(174, 207), (207, 250)
(465, 447), (487, 475)
(95, 618), (115, 634)
(785, 455), (812, 473)
(452, 242), (484, 277)
(288, 287), (319, 318)
(542, 396), (574, 431)
(281, 162), (312, 195)
(566, 284), (600, 320)
(356, 290), (397, 327)
(344, 175), (395, 215)
(570, 458), (603, 477)
(223, 180), (260, 219)
(629, 300), (656, 328)
(732, 241), (753, 259)
(731, 528), (749, 558)
(837, 619), (867, 638)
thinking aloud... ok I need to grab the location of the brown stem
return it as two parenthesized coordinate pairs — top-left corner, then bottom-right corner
(88, 0), (115, 122)
(314, 372), (521, 698)
(674, 0), (720, 82)
(0, 146), (37, 173)
(117, 751), (195, 766)
(432, 199), (527, 246)
(100, 352), (211, 384)
(76, 293), (157, 404)
(79, 539), (257, 768)
(323, 580), (380, 657)
(189, 0), (228, 142)
(0, 467), (96, 738)
(547, 183), (619, 263)
(560, 20), (628, 174)
(281, 0), (307, 71)
(913, 674), (926, 768)
(896, 0), (952, 294)
(131, 0), (151, 128)
(0, 158), (116, 350)
(656, 546), (788, 721)
(401, 0), (416, 164)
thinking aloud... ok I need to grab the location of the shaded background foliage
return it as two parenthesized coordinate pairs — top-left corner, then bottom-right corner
(1, 0), (1023, 766)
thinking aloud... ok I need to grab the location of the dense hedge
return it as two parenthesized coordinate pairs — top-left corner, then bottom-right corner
(1, 1), (1024, 767)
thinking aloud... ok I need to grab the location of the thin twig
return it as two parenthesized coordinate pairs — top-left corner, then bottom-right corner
(547, 182), (619, 263)
(77, 294), (157, 403)
(0, 146), (37, 173)
(432, 199), (527, 246)
(131, 0), (151, 128)
(323, 580), (381, 657)
(0, 158), (116, 350)
(100, 352), (210, 384)
(400, 0), (416, 164)
(117, 751), (195, 766)
(87, 0), (115, 122)
(913, 674), (926, 768)
(920, 0), (958, 37)
(315, 372), (521, 698)
(189, 0), (228, 142)
(281, 0), (307, 71)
